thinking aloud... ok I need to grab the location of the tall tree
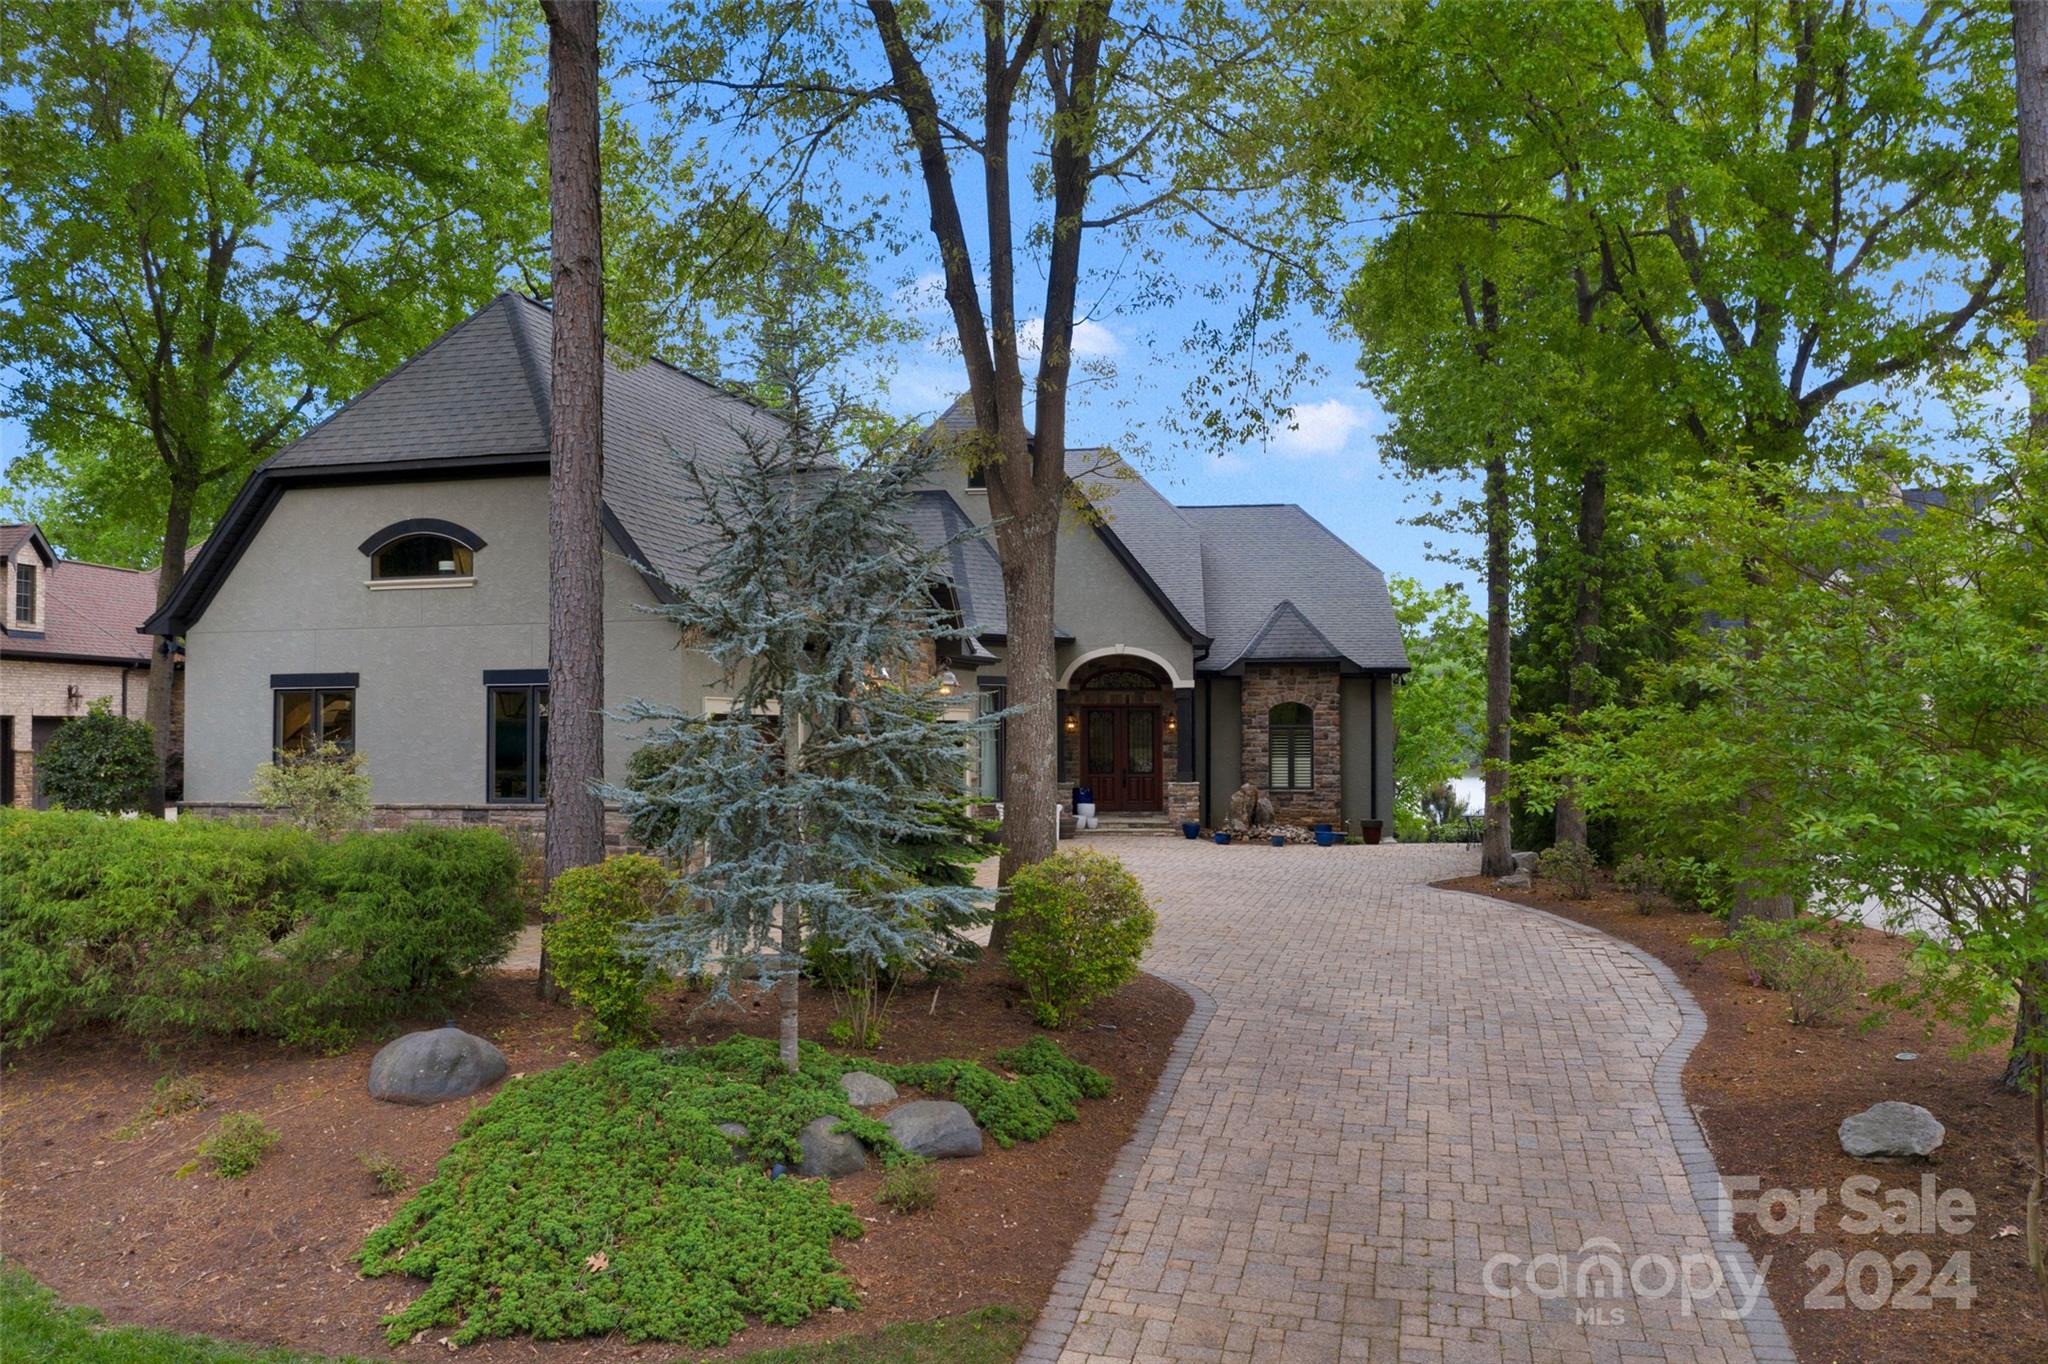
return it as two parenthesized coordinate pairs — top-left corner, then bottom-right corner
(536, 0), (606, 999)
(0, 0), (543, 806)
(641, 2), (1306, 937)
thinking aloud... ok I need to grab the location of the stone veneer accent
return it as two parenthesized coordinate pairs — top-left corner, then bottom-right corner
(1239, 662), (1342, 827)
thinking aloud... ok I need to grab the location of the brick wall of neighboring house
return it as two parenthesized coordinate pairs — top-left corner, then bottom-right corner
(1240, 662), (1342, 827)
(0, 658), (155, 808)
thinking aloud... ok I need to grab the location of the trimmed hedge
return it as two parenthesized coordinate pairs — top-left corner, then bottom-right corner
(0, 809), (522, 1050)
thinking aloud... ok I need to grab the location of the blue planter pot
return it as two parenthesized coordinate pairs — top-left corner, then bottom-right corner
(1213, 832), (1231, 845)
(1072, 786), (1094, 809)
(1182, 822), (1201, 839)
(1313, 822), (1332, 835)
(1270, 835), (1287, 847)
(1314, 830), (1337, 847)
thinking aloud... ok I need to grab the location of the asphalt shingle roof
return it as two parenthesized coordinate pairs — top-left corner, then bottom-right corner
(1068, 450), (1207, 639)
(1180, 504), (1409, 674)
(1, 530), (157, 665)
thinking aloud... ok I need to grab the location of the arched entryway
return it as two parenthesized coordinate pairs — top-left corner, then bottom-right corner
(1063, 656), (1176, 813)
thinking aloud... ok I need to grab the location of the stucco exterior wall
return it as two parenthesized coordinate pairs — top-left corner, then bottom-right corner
(1339, 673), (1395, 830)
(181, 475), (722, 807)
(1200, 675), (1242, 827)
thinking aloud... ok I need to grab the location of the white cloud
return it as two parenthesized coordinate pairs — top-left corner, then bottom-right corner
(1269, 398), (1375, 457)
(1018, 316), (1124, 359)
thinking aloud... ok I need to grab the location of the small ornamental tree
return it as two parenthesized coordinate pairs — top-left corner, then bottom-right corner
(610, 379), (994, 1073)
(36, 700), (157, 813)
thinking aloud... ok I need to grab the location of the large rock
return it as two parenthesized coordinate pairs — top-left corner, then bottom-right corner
(1494, 870), (1532, 890)
(1511, 851), (1539, 874)
(367, 1027), (507, 1106)
(839, 1071), (898, 1107)
(1228, 782), (1275, 832)
(1838, 1102), (1945, 1159)
(797, 1116), (868, 1178)
(717, 1121), (751, 1164)
(883, 1099), (984, 1159)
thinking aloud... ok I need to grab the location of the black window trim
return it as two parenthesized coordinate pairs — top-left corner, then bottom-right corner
(357, 518), (488, 557)
(272, 678), (358, 756)
(485, 671), (549, 805)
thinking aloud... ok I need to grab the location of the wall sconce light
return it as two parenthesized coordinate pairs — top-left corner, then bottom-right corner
(1063, 712), (1078, 732)
(938, 670), (958, 696)
(1166, 714), (1177, 732)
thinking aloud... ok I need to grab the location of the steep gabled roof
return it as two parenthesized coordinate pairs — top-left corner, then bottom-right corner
(146, 294), (787, 635)
(0, 542), (156, 665)
(1, 523), (55, 566)
(1181, 503), (1409, 674)
(1239, 599), (1343, 663)
(1067, 450), (1207, 641)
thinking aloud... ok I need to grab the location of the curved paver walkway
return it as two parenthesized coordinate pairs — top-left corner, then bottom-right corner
(1024, 839), (1792, 1364)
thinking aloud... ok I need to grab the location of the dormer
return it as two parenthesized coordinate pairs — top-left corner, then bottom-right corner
(0, 523), (55, 637)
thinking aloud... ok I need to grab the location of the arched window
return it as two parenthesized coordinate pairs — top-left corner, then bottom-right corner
(359, 519), (486, 583)
(1268, 702), (1313, 790)
(372, 535), (472, 579)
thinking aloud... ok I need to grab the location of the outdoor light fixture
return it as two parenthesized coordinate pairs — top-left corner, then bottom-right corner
(1167, 714), (1177, 732)
(938, 670), (958, 695)
(1064, 712), (1077, 732)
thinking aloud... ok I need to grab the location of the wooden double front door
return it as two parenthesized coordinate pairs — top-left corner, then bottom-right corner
(1081, 704), (1162, 812)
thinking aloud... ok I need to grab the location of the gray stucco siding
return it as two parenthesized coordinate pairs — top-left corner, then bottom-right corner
(181, 475), (700, 806)
(1339, 674), (1395, 829)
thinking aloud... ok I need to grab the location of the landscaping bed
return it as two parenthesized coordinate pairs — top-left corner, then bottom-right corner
(0, 969), (1189, 1362)
(1442, 873), (2046, 1364)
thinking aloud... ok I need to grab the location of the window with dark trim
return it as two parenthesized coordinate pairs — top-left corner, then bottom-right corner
(275, 687), (355, 755)
(1268, 702), (1312, 791)
(371, 534), (473, 580)
(488, 684), (549, 802)
(13, 562), (35, 625)
(966, 465), (986, 490)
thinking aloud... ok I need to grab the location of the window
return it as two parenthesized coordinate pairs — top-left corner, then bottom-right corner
(275, 687), (355, 755)
(1268, 702), (1312, 790)
(13, 562), (35, 625)
(489, 684), (549, 802)
(372, 535), (472, 580)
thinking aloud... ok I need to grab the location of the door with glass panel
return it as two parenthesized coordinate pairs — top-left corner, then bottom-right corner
(1080, 705), (1162, 812)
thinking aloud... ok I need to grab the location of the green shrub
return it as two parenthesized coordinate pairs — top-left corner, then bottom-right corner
(1702, 916), (1866, 1026)
(246, 742), (370, 837)
(359, 1151), (409, 1194)
(543, 854), (671, 1047)
(0, 809), (520, 1050)
(112, 1073), (211, 1140)
(197, 1113), (277, 1179)
(35, 700), (159, 814)
(1615, 853), (1663, 914)
(358, 1034), (1105, 1347)
(878, 1157), (938, 1213)
(1536, 839), (1597, 898)
(1001, 849), (1156, 1028)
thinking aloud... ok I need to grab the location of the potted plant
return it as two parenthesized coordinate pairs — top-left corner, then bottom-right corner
(1213, 830), (1231, 845)
(1358, 819), (1383, 845)
(1314, 828), (1337, 847)
(1182, 821), (1201, 839)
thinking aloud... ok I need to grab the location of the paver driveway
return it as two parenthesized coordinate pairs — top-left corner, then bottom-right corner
(1024, 838), (1791, 1364)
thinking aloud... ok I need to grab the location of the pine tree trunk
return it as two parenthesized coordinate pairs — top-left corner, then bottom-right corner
(144, 478), (196, 816)
(1480, 433), (1514, 878)
(988, 496), (1060, 956)
(2017, 0), (2048, 438)
(1553, 460), (1606, 848)
(538, 0), (605, 1001)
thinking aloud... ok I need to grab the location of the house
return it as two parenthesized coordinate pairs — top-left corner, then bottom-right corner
(146, 294), (1407, 834)
(2, 524), (176, 806)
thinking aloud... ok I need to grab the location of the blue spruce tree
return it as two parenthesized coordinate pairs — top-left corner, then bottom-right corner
(610, 374), (995, 1071)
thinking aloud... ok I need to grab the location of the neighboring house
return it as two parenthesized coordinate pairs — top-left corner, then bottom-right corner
(148, 293), (1407, 834)
(1, 523), (176, 807)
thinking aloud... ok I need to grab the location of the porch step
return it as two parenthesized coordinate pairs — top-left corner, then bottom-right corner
(1071, 814), (1186, 838)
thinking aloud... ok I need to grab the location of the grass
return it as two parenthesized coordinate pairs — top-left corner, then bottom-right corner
(0, 1264), (1025, 1364)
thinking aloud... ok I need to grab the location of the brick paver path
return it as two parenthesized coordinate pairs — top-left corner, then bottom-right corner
(1026, 838), (1790, 1364)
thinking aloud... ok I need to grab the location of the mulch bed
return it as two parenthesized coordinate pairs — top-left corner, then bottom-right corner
(1442, 873), (2046, 1364)
(0, 969), (1191, 1362)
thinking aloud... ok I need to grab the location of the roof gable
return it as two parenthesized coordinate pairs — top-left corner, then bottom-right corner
(1240, 599), (1343, 662)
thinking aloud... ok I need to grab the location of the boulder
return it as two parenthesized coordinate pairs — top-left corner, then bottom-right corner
(797, 1116), (868, 1178)
(1838, 1102), (1944, 1159)
(367, 1027), (507, 1106)
(1494, 870), (1532, 890)
(839, 1071), (898, 1107)
(716, 1121), (751, 1164)
(1511, 851), (1539, 874)
(883, 1099), (984, 1159)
